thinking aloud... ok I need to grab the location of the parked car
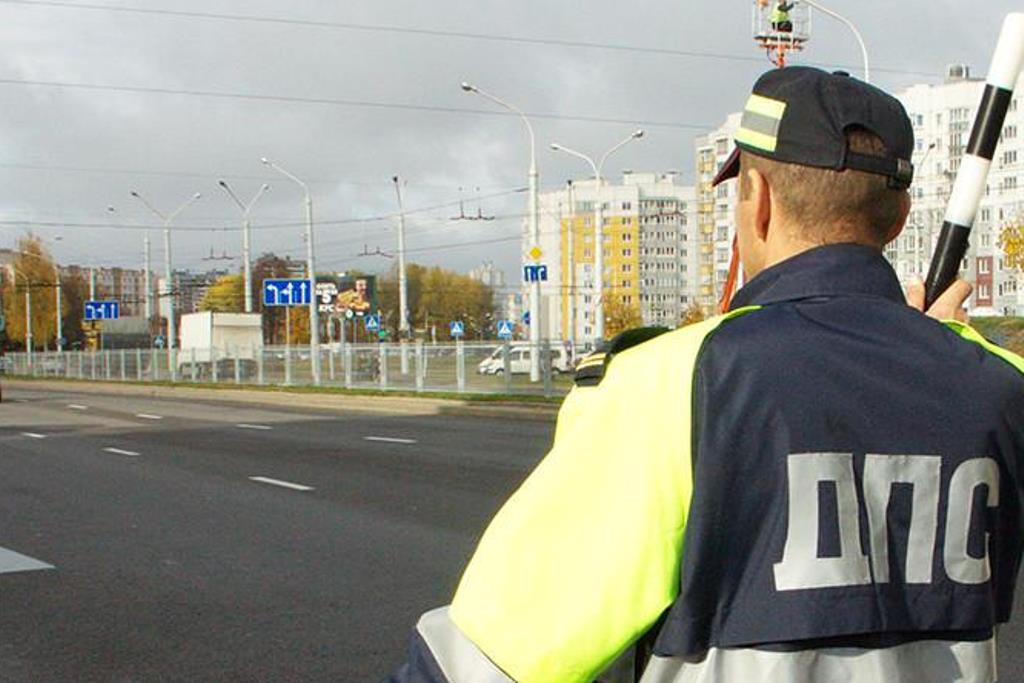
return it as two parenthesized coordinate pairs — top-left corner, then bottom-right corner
(477, 344), (574, 375)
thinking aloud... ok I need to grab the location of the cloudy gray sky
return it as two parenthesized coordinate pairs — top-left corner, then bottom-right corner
(0, 0), (1014, 284)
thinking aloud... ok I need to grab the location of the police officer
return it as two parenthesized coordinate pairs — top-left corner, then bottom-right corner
(387, 67), (1023, 682)
(770, 0), (795, 33)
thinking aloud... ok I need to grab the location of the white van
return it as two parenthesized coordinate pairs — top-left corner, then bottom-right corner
(477, 344), (574, 375)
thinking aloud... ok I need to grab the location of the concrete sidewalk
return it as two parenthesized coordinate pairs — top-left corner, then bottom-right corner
(1, 378), (561, 422)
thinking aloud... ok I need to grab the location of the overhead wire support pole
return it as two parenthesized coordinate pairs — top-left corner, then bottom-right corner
(393, 175), (410, 375)
(261, 157), (321, 386)
(461, 81), (542, 382)
(131, 189), (202, 382)
(219, 180), (270, 314)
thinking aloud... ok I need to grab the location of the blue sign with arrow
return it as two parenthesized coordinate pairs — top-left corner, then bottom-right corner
(523, 264), (549, 283)
(262, 279), (312, 307)
(496, 320), (514, 340)
(84, 300), (120, 321)
(450, 320), (465, 338)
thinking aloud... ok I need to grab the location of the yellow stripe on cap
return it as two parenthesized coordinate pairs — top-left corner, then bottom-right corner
(735, 127), (779, 153)
(745, 93), (787, 120)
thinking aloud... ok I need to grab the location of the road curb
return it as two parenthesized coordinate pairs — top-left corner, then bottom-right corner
(2, 378), (561, 422)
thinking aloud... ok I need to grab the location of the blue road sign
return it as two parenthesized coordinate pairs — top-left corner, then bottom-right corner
(365, 314), (380, 332)
(523, 264), (549, 283)
(450, 320), (465, 338)
(262, 279), (312, 307)
(84, 300), (120, 321)
(496, 320), (514, 340)
(522, 310), (531, 325)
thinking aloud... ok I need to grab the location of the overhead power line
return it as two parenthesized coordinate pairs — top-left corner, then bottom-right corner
(0, 77), (711, 131)
(0, 0), (936, 78)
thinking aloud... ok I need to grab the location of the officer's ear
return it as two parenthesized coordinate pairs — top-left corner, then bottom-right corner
(744, 166), (772, 243)
(881, 190), (912, 246)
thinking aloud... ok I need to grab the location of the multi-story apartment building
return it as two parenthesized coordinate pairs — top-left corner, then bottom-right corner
(536, 172), (697, 346)
(695, 66), (1024, 316)
(694, 113), (742, 313)
(890, 64), (1024, 314)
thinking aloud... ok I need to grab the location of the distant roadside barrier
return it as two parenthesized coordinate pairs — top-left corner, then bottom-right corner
(1, 341), (578, 398)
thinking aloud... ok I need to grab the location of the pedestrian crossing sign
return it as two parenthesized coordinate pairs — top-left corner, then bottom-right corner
(496, 320), (514, 339)
(450, 320), (465, 338)
(365, 314), (381, 332)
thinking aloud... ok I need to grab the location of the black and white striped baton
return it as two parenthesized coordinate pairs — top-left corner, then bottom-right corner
(924, 13), (1024, 308)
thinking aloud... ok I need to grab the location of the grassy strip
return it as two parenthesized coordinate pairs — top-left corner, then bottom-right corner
(3, 374), (566, 405)
(971, 317), (1024, 356)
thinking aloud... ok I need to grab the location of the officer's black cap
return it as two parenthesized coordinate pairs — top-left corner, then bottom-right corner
(713, 67), (915, 190)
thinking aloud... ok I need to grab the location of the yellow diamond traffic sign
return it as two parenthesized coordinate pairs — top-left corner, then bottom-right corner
(528, 246), (543, 261)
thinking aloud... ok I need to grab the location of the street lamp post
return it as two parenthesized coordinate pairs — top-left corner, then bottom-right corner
(108, 205), (153, 329)
(392, 176), (411, 374)
(10, 268), (32, 365)
(218, 180), (271, 314)
(131, 190), (202, 381)
(551, 130), (645, 343)
(461, 81), (543, 382)
(801, 0), (870, 82)
(261, 158), (321, 386)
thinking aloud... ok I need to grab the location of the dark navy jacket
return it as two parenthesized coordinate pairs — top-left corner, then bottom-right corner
(655, 243), (1024, 658)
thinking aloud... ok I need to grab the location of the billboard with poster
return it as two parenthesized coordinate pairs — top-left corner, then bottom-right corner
(330, 275), (377, 317)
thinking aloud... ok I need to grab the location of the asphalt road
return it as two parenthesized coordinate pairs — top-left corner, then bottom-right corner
(0, 385), (551, 682)
(3, 384), (1024, 682)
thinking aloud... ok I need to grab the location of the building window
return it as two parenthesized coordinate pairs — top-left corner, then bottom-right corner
(1004, 150), (1018, 166)
(623, 232), (632, 242)
(979, 258), (990, 274)
(978, 283), (991, 299)
(622, 249), (632, 257)
(1005, 125), (1018, 140)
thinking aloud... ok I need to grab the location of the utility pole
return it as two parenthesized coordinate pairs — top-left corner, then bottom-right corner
(54, 264), (62, 353)
(393, 176), (410, 374)
(218, 180), (270, 314)
(566, 180), (576, 352)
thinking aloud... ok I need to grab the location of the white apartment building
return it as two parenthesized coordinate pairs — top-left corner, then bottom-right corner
(535, 172), (697, 346)
(694, 113), (742, 312)
(695, 66), (1024, 316)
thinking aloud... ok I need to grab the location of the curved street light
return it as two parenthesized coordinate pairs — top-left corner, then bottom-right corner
(260, 157), (321, 386)
(461, 82), (543, 381)
(218, 180), (270, 314)
(550, 129), (645, 342)
(802, 0), (870, 82)
(131, 190), (202, 381)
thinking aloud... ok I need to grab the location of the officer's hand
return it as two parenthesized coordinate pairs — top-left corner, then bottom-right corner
(905, 277), (972, 322)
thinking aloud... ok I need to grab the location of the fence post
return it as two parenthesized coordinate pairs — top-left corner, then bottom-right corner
(400, 340), (410, 376)
(120, 349), (126, 381)
(211, 346), (219, 383)
(152, 348), (159, 382)
(542, 339), (552, 398)
(328, 345), (336, 382)
(77, 351), (83, 379)
(234, 346), (241, 385)
(136, 347), (143, 381)
(90, 352), (97, 380)
(503, 341), (512, 394)
(257, 346), (265, 386)
(415, 340), (424, 393)
(284, 347), (292, 386)
(344, 345), (353, 389)
(379, 343), (388, 390)
(456, 340), (466, 393)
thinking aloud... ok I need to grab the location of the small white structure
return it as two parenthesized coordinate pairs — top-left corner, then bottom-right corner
(178, 312), (263, 372)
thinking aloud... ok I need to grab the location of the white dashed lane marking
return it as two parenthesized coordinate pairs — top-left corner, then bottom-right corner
(21, 432), (46, 439)
(237, 424), (272, 431)
(249, 477), (314, 492)
(363, 436), (417, 444)
(135, 414), (163, 421)
(103, 447), (140, 457)
(67, 404), (88, 411)
(0, 546), (53, 575)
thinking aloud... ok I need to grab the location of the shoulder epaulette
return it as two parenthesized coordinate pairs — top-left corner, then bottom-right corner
(573, 326), (671, 387)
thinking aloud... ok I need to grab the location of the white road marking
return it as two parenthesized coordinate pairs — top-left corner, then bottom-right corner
(0, 546), (54, 575)
(364, 436), (418, 444)
(103, 447), (140, 457)
(249, 476), (314, 492)
(237, 424), (272, 431)
(135, 414), (163, 421)
(67, 404), (88, 410)
(21, 432), (46, 439)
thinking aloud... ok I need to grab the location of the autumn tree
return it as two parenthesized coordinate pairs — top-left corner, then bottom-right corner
(602, 295), (642, 338)
(679, 300), (707, 327)
(1, 236), (63, 351)
(1000, 219), (1024, 272)
(378, 262), (496, 339)
(199, 274), (245, 312)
